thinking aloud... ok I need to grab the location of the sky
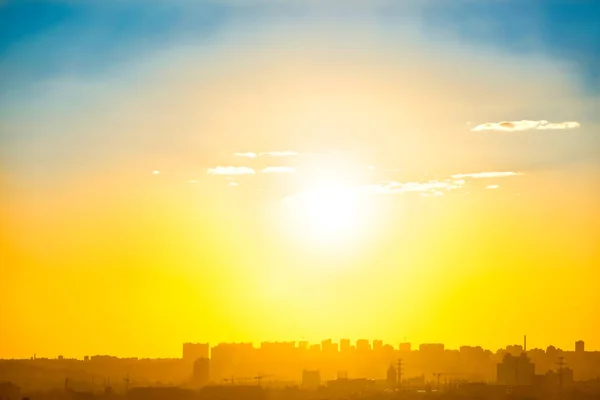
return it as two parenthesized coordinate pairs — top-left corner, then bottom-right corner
(1, 0), (599, 359)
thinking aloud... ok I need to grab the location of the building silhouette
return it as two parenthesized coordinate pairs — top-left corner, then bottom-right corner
(0, 382), (20, 400)
(497, 353), (535, 386)
(340, 339), (351, 353)
(128, 387), (195, 400)
(302, 370), (320, 390)
(545, 366), (574, 388)
(328, 377), (376, 397)
(210, 342), (254, 382)
(399, 342), (411, 352)
(419, 343), (444, 353)
(182, 343), (209, 364)
(321, 339), (337, 353)
(193, 358), (210, 387)
(373, 340), (383, 352)
(356, 339), (370, 352)
(199, 385), (266, 400)
(386, 365), (397, 388)
(2, 337), (600, 396)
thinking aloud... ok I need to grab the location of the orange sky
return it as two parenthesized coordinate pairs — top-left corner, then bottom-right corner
(1, 2), (600, 359)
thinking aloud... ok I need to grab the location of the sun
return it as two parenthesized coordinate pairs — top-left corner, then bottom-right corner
(282, 185), (369, 246)
(299, 188), (357, 233)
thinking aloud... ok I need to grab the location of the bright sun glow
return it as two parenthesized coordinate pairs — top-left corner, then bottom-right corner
(283, 185), (369, 247)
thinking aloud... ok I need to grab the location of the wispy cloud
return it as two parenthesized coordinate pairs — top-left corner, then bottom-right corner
(259, 151), (299, 157)
(472, 120), (581, 132)
(359, 170), (521, 196)
(451, 172), (521, 179)
(234, 151), (299, 159)
(537, 121), (581, 130)
(207, 166), (256, 175)
(205, 164), (521, 196)
(261, 166), (297, 174)
(361, 179), (465, 195)
(234, 152), (258, 159)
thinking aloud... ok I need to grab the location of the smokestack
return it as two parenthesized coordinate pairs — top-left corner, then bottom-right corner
(524, 335), (527, 353)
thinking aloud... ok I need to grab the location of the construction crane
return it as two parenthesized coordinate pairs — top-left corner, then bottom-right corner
(432, 372), (462, 392)
(223, 376), (253, 385)
(254, 374), (273, 387)
(223, 376), (240, 385)
(223, 374), (274, 386)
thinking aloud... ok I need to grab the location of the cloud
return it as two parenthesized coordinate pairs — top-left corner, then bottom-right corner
(361, 179), (465, 195)
(207, 166), (256, 175)
(537, 121), (581, 130)
(259, 151), (299, 157)
(234, 152), (258, 159)
(451, 172), (521, 179)
(360, 171), (521, 196)
(261, 166), (296, 174)
(472, 120), (581, 132)
(234, 151), (299, 159)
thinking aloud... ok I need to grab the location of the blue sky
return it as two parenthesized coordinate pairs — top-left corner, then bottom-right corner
(0, 1), (229, 92)
(420, 0), (600, 92)
(1, 0), (599, 91)
(1, 0), (599, 180)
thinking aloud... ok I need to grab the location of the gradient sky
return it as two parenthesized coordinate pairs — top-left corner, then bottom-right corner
(1, 0), (599, 359)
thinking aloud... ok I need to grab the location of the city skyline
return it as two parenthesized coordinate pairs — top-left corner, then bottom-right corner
(3, 338), (597, 361)
(2, 0), (600, 364)
(2, 337), (599, 397)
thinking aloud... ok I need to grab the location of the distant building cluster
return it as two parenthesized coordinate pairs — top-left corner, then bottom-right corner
(1, 339), (599, 399)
